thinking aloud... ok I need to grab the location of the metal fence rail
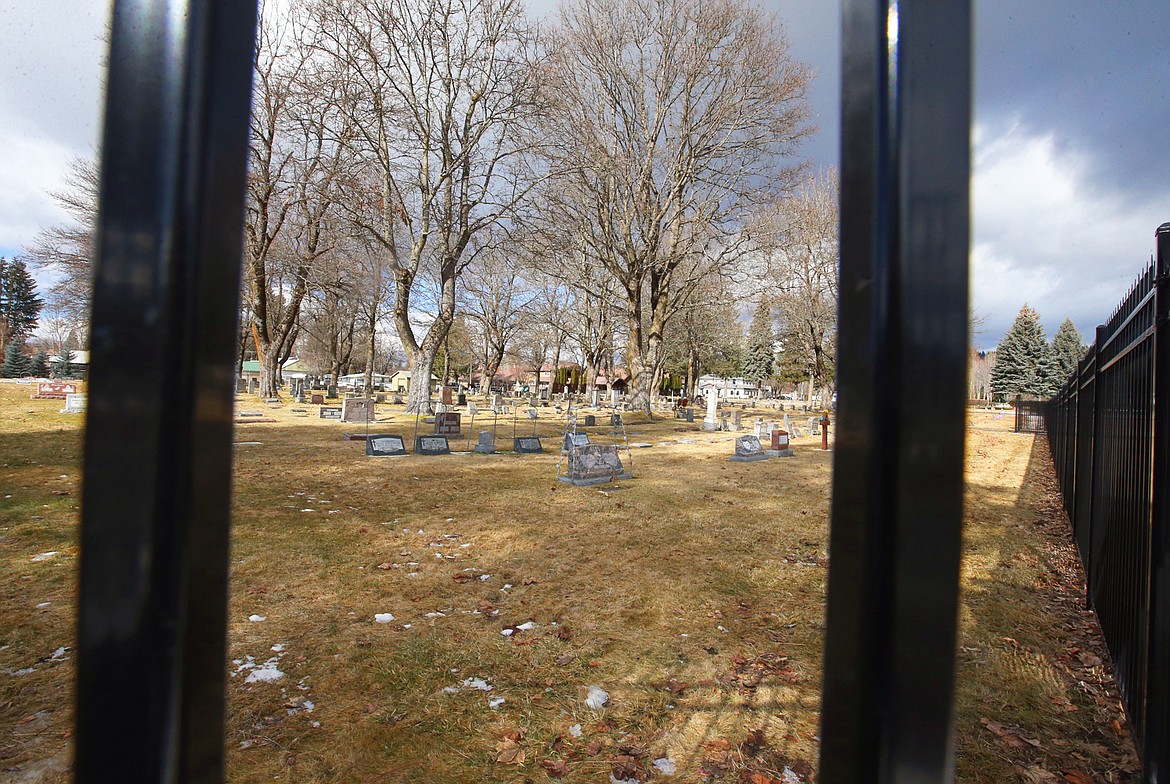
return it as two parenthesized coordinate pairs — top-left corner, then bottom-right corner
(1047, 222), (1170, 781)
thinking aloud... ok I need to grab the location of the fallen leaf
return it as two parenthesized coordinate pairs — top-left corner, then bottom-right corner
(663, 678), (687, 694)
(586, 741), (603, 755)
(1060, 771), (1095, 784)
(540, 759), (568, 778)
(555, 626), (572, 640)
(376, 562), (392, 570)
(1016, 765), (1060, 784)
(556, 653), (575, 666)
(1110, 719), (1124, 736)
(523, 577), (537, 585)
(741, 728), (767, 756)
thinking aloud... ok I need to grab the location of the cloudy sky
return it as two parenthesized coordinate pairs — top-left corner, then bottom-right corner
(1, 0), (1167, 350)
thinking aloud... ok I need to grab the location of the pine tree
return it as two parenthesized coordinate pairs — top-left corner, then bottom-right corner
(990, 305), (1058, 399)
(743, 295), (775, 390)
(30, 349), (49, 377)
(2, 340), (31, 378)
(0, 257), (44, 352)
(1051, 318), (1084, 380)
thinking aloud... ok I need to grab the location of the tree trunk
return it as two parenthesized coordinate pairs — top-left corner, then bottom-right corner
(404, 350), (437, 413)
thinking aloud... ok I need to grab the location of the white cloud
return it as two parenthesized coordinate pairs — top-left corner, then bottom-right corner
(0, 132), (79, 254)
(971, 121), (1165, 349)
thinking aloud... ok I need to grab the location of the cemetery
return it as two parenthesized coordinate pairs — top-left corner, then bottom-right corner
(0, 381), (1138, 782)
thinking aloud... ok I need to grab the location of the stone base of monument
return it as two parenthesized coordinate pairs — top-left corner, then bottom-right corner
(765, 448), (795, 458)
(729, 452), (770, 462)
(474, 443), (497, 454)
(701, 420), (721, 431)
(559, 444), (632, 486)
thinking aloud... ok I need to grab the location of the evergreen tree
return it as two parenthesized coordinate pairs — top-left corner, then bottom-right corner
(0, 257), (44, 351)
(1051, 318), (1084, 380)
(990, 305), (1059, 399)
(30, 349), (49, 377)
(2, 340), (31, 378)
(743, 295), (775, 390)
(58, 348), (77, 379)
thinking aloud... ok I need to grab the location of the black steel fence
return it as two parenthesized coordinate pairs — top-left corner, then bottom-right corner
(1014, 398), (1047, 433)
(1047, 222), (1170, 781)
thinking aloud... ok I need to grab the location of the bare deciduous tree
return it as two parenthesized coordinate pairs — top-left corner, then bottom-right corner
(768, 169), (838, 402)
(309, 0), (543, 413)
(539, 0), (811, 414)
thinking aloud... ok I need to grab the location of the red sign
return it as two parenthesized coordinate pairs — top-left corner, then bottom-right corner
(34, 382), (78, 399)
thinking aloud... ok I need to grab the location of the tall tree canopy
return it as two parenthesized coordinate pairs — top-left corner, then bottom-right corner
(0, 257), (44, 353)
(990, 305), (1061, 399)
(1051, 318), (1084, 382)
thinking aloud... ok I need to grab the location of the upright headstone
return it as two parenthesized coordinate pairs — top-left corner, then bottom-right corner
(493, 393), (504, 409)
(467, 401), (478, 417)
(589, 389), (600, 407)
(729, 435), (768, 462)
(529, 394), (539, 408)
(311, 393), (325, 405)
(435, 411), (462, 436)
(62, 393), (87, 413)
(767, 429), (794, 458)
(457, 392), (467, 406)
(442, 387), (454, 405)
(808, 416), (820, 436)
(563, 432), (591, 452)
(326, 385), (338, 399)
(342, 397), (374, 423)
(526, 408), (539, 420)
(754, 417), (769, 439)
(236, 378), (247, 393)
(474, 431), (496, 454)
(558, 444), (631, 486)
(702, 392), (720, 431)
(609, 388), (618, 407)
(248, 378), (258, 395)
(731, 409), (743, 431)
(584, 414), (597, 427)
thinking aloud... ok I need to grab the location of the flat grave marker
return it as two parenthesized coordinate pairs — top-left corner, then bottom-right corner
(366, 434), (407, 456)
(513, 436), (544, 453)
(62, 393), (87, 413)
(319, 406), (342, 420)
(415, 435), (451, 455)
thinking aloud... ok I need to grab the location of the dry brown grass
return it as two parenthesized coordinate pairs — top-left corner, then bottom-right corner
(0, 385), (1138, 783)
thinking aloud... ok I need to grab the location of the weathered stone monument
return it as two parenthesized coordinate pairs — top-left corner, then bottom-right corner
(609, 388), (618, 407)
(342, 397), (374, 423)
(562, 432), (590, 452)
(731, 409), (743, 431)
(589, 389), (600, 407)
(236, 378), (247, 394)
(474, 431), (496, 454)
(729, 435), (769, 462)
(558, 444), (632, 486)
(434, 412), (462, 436)
(702, 392), (720, 431)
(583, 414), (597, 427)
(311, 393), (325, 405)
(513, 436), (543, 453)
(248, 378), (258, 395)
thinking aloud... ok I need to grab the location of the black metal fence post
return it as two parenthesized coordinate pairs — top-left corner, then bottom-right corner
(1146, 222), (1170, 781)
(75, 1), (258, 782)
(819, 1), (971, 781)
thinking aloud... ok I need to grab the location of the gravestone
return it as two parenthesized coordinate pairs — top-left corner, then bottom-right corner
(702, 392), (720, 431)
(729, 435), (769, 462)
(563, 432), (591, 452)
(457, 392), (467, 406)
(474, 431), (496, 454)
(558, 444), (631, 486)
(767, 429), (794, 458)
(248, 378), (258, 395)
(529, 394), (539, 408)
(365, 434), (407, 456)
(610, 413), (622, 427)
(435, 402), (448, 414)
(392, 395), (404, 405)
(435, 411), (462, 436)
(808, 416), (820, 435)
(342, 397), (374, 423)
(236, 378), (247, 393)
(493, 393), (504, 409)
(467, 401), (478, 417)
(513, 436), (544, 453)
(584, 414), (597, 427)
(319, 406), (342, 420)
(62, 393), (87, 413)
(754, 417), (769, 439)
(526, 408), (539, 420)
(442, 387), (453, 405)
(589, 389), (600, 407)
(731, 409), (743, 431)
(680, 408), (694, 423)
(414, 435), (451, 455)
(311, 393), (325, 405)
(609, 388), (618, 406)
(326, 385), (338, 399)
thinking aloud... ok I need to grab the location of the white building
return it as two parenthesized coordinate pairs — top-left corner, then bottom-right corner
(696, 375), (759, 400)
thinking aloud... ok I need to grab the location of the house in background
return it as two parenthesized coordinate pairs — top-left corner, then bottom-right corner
(696, 374), (758, 400)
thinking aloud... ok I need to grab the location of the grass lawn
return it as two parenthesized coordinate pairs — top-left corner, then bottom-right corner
(0, 382), (1139, 782)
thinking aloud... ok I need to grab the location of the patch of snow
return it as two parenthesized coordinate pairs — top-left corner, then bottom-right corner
(463, 677), (493, 691)
(653, 758), (677, 775)
(249, 615), (266, 622)
(500, 628), (515, 637)
(402, 624), (412, 629)
(442, 685), (460, 694)
(300, 509), (315, 512)
(31, 552), (59, 562)
(611, 775), (638, 784)
(36, 602), (50, 608)
(585, 685), (609, 709)
(271, 644), (285, 652)
(478, 574), (491, 581)
(516, 621), (535, 631)
(374, 613), (395, 623)
(569, 723), (583, 737)
(302, 700), (315, 712)
(781, 767), (802, 784)
(49, 647), (68, 661)
(13, 668), (35, 676)
(488, 697), (505, 709)
(424, 612), (446, 618)
(245, 659), (285, 683)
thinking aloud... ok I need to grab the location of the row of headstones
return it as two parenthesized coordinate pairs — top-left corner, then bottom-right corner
(364, 432), (544, 457)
